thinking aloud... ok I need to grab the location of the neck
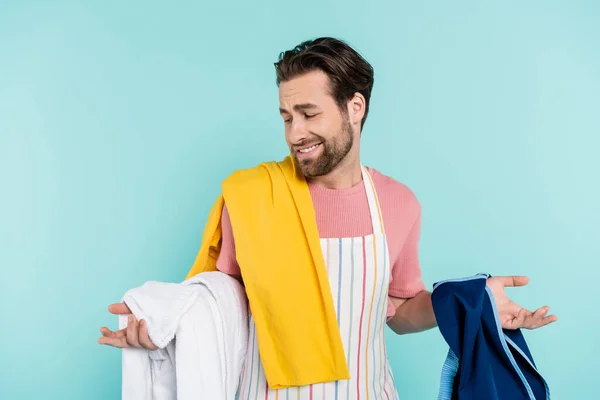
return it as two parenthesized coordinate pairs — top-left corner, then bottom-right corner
(306, 149), (362, 190)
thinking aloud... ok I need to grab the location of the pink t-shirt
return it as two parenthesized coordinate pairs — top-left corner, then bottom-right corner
(216, 167), (426, 319)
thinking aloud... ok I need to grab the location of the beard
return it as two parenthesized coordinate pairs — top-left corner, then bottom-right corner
(293, 117), (354, 178)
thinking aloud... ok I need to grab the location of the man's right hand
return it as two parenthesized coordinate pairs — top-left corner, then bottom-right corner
(98, 303), (158, 350)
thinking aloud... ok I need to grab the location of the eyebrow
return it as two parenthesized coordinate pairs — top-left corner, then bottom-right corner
(279, 103), (319, 114)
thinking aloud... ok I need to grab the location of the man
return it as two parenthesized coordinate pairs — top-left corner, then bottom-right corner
(99, 37), (557, 398)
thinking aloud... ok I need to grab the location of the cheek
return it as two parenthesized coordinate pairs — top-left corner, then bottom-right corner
(323, 124), (343, 142)
(310, 118), (335, 137)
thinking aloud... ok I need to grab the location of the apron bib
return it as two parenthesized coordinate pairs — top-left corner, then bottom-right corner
(236, 166), (399, 400)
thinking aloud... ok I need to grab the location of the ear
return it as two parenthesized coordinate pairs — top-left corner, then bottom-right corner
(348, 92), (366, 125)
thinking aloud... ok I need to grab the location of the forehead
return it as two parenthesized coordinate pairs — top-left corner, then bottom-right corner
(278, 70), (334, 108)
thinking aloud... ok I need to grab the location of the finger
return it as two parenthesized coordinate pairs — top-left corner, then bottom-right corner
(98, 334), (128, 348)
(528, 307), (558, 329)
(503, 308), (525, 330)
(512, 308), (530, 329)
(101, 327), (126, 338)
(100, 326), (121, 336)
(532, 306), (549, 319)
(100, 327), (112, 337)
(138, 320), (158, 350)
(126, 314), (141, 348)
(498, 276), (529, 287)
(535, 315), (557, 328)
(100, 327), (116, 337)
(542, 314), (559, 325)
(523, 306), (548, 327)
(504, 316), (521, 330)
(108, 303), (132, 315)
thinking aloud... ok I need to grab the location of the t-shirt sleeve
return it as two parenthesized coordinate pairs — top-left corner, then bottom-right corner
(387, 205), (426, 298)
(215, 202), (242, 278)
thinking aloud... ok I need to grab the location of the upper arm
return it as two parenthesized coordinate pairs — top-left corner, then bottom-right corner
(387, 201), (426, 299)
(216, 202), (243, 280)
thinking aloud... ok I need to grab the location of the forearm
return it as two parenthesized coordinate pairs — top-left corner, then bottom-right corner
(387, 291), (437, 335)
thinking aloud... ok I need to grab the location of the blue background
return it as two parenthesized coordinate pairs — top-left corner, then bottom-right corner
(1, 1), (598, 399)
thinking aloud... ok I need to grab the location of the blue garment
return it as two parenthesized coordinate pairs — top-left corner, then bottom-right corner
(431, 274), (550, 400)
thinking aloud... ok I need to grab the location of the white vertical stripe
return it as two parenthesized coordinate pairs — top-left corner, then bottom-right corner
(362, 166), (384, 234)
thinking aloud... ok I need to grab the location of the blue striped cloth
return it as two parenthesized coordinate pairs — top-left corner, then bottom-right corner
(432, 274), (550, 400)
(437, 348), (459, 400)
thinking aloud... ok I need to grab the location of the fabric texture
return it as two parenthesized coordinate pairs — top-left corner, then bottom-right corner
(432, 274), (550, 400)
(185, 155), (350, 389)
(119, 271), (248, 400)
(237, 165), (400, 399)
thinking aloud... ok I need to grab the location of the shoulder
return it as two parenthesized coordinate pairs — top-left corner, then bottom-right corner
(366, 167), (419, 202)
(222, 160), (277, 196)
(223, 158), (291, 189)
(366, 167), (421, 217)
(224, 163), (268, 184)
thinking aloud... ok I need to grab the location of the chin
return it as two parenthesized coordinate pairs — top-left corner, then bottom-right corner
(301, 161), (334, 178)
(293, 158), (315, 177)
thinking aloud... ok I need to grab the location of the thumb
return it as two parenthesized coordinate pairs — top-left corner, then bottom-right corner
(108, 302), (131, 314)
(499, 276), (529, 287)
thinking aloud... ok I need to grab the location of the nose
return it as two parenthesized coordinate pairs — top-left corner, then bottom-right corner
(287, 118), (309, 145)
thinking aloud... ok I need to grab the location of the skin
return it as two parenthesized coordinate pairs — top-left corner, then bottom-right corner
(279, 70), (360, 188)
(98, 69), (558, 349)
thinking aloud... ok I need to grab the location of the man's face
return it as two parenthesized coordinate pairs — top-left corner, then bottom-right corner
(279, 70), (354, 178)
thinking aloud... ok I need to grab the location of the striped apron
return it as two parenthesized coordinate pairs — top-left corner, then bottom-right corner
(236, 165), (399, 400)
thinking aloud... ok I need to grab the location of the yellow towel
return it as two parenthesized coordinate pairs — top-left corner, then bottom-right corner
(185, 155), (350, 389)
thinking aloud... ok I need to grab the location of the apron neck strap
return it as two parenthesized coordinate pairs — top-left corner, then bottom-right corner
(361, 165), (385, 235)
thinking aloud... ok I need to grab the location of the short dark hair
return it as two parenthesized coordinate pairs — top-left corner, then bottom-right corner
(274, 37), (375, 130)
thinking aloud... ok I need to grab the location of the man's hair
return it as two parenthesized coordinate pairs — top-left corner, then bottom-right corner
(274, 37), (375, 130)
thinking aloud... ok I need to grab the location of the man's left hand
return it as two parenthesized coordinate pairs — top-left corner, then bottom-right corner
(487, 276), (558, 330)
